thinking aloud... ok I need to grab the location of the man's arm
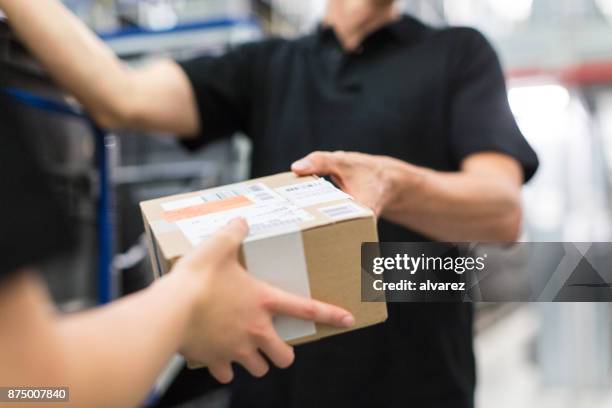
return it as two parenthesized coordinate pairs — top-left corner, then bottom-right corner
(0, 219), (354, 408)
(292, 151), (523, 242)
(0, 0), (199, 135)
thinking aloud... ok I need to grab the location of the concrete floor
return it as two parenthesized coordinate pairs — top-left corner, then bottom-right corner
(476, 305), (612, 408)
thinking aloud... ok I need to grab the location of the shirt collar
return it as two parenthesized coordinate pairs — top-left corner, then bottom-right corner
(312, 15), (423, 49)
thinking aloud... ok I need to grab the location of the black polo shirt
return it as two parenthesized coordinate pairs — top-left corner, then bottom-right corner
(179, 15), (538, 408)
(0, 92), (73, 284)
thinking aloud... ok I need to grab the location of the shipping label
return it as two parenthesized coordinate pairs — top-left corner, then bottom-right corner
(274, 179), (352, 207)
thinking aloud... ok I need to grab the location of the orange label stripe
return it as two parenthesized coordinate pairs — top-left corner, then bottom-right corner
(163, 195), (252, 222)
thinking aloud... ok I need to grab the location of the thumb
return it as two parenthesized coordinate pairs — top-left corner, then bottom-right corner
(183, 218), (249, 265)
(291, 151), (340, 176)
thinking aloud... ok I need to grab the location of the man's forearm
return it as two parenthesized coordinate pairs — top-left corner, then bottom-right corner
(382, 160), (522, 242)
(0, 0), (133, 127)
(1, 0), (201, 135)
(291, 151), (523, 242)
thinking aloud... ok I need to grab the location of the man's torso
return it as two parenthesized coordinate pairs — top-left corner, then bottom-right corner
(230, 17), (476, 408)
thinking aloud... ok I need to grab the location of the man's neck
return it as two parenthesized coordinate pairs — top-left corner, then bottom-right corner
(323, 0), (399, 51)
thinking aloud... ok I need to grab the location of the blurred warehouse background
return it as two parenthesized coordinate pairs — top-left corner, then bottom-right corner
(3, 0), (612, 407)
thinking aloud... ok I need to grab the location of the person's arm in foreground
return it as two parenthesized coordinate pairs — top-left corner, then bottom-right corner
(292, 151), (523, 242)
(0, 219), (354, 408)
(0, 0), (198, 135)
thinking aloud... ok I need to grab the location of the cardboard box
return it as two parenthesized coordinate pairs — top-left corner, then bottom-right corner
(140, 172), (387, 345)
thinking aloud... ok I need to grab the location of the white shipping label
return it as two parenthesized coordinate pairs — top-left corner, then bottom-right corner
(160, 196), (203, 212)
(200, 183), (284, 204)
(160, 183), (283, 212)
(275, 179), (352, 207)
(318, 202), (369, 221)
(176, 203), (314, 246)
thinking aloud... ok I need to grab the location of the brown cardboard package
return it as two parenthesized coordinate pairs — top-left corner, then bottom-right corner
(140, 172), (387, 346)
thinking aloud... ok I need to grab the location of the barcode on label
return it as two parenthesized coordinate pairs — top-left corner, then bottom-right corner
(318, 203), (368, 220)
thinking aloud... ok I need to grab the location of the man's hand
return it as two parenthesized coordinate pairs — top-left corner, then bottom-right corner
(292, 150), (524, 242)
(292, 151), (413, 216)
(171, 218), (355, 383)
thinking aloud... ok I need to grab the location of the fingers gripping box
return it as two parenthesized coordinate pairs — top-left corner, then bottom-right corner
(140, 172), (388, 345)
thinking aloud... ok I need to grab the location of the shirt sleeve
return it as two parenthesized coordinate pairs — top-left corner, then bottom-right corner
(448, 28), (539, 182)
(177, 41), (266, 150)
(0, 94), (75, 284)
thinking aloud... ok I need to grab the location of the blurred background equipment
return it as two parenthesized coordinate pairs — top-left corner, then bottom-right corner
(3, 0), (612, 407)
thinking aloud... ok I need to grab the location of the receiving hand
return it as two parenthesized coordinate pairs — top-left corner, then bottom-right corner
(172, 218), (355, 383)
